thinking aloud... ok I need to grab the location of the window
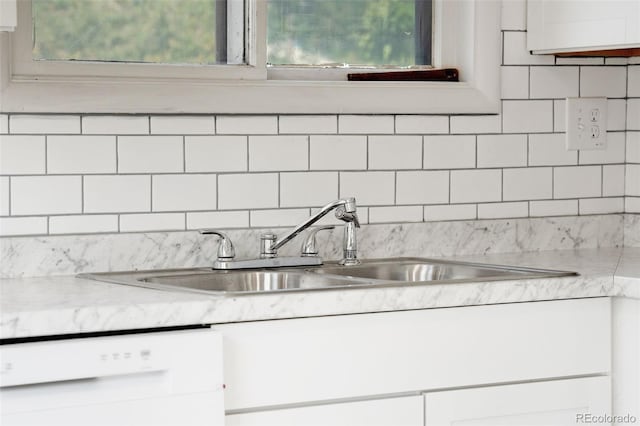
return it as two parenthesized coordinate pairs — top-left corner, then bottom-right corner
(0, 0), (501, 114)
(31, 0), (235, 65)
(267, 0), (431, 67)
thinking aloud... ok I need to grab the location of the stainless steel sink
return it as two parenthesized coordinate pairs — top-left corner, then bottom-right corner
(311, 259), (555, 282)
(140, 270), (369, 294)
(80, 257), (577, 296)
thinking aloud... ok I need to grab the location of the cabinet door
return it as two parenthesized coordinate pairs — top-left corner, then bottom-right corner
(226, 395), (423, 426)
(424, 376), (610, 426)
(527, 0), (640, 53)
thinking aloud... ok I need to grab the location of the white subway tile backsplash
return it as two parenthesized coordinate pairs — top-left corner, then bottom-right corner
(310, 135), (366, 170)
(529, 199), (578, 217)
(0, 135), (46, 175)
(339, 172), (395, 205)
(278, 115), (337, 134)
(187, 211), (249, 230)
(502, 100), (553, 133)
(83, 116), (149, 134)
(250, 208), (310, 228)
(47, 136), (116, 174)
(554, 166), (602, 199)
(555, 57), (603, 65)
(11, 176), (82, 215)
(338, 115), (394, 134)
(368, 135), (422, 170)
(49, 215), (118, 234)
(503, 32), (555, 65)
(216, 116), (277, 134)
(1, 52), (637, 242)
(628, 100), (640, 131)
(450, 115), (501, 134)
(10, 115), (80, 134)
(478, 202), (528, 219)
(529, 67), (579, 99)
(450, 169), (502, 203)
(553, 99), (566, 132)
(368, 206), (423, 223)
(579, 197), (624, 215)
(606, 58), (629, 65)
(579, 132), (625, 165)
(477, 134), (527, 168)
(580, 66), (627, 98)
(218, 173), (278, 209)
(627, 165), (640, 196)
(424, 204), (476, 222)
(501, 66), (529, 99)
(626, 197), (640, 213)
(185, 136), (247, 172)
(0, 177), (8, 216)
(120, 213), (185, 232)
(424, 135), (475, 169)
(280, 172), (338, 208)
(603, 165), (625, 197)
(503, 167), (553, 201)
(0, 217), (47, 236)
(395, 115), (449, 134)
(501, 0), (526, 30)
(396, 171), (449, 205)
(118, 136), (183, 173)
(529, 133), (577, 166)
(629, 66), (640, 97)
(84, 175), (151, 213)
(607, 100), (627, 131)
(249, 136), (308, 171)
(628, 132), (640, 163)
(152, 174), (217, 212)
(0, 177), (10, 216)
(150, 116), (215, 135)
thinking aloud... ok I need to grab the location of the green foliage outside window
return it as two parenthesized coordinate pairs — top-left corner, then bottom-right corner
(33, 0), (420, 67)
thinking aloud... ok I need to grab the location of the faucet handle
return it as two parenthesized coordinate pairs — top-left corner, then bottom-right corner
(335, 206), (360, 228)
(199, 229), (235, 260)
(301, 226), (335, 257)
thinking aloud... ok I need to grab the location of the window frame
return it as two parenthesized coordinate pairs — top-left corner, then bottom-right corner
(0, 0), (501, 114)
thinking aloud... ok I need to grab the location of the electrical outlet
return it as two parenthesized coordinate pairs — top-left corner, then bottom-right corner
(566, 97), (607, 151)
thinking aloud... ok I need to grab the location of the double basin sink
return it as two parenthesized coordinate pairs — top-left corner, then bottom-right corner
(81, 258), (577, 296)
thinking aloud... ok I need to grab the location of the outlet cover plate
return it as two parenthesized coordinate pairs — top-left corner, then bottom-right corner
(566, 97), (607, 151)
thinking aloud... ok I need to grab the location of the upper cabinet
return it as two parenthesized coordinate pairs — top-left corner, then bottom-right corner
(527, 0), (640, 56)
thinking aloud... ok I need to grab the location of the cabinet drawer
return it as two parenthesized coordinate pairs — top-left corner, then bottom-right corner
(424, 376), (610, 426)
(216, 298), (611, 410)
(226, 395), (423, 426)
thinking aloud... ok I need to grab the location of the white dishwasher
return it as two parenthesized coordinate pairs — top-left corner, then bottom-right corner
(0, 328), (224, 426)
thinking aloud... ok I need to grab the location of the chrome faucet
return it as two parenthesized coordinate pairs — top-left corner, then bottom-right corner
(200, 197), (361, 269)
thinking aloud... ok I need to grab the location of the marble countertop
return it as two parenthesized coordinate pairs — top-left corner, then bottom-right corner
(1, 247), (639, 339)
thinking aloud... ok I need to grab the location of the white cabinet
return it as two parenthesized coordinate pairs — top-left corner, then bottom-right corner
(216, 298), (611, 424)
(612, 297), (640, 421)
(226, 395), (423, 426)
(527, 0), (640, 54)
(424, 376), (610, 426)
